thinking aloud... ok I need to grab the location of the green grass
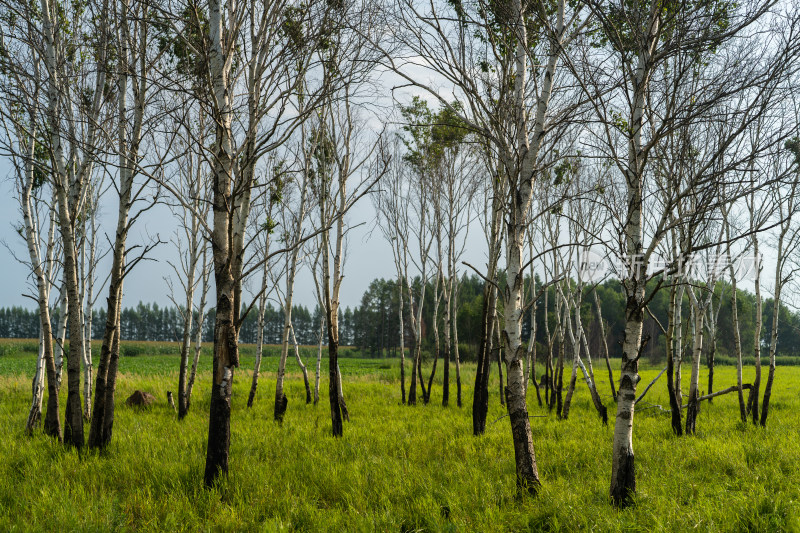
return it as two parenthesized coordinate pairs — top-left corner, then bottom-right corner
(0, 342), (798, 531)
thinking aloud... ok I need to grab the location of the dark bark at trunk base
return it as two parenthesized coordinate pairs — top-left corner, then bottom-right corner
(666, 359), (682, 436)
(100, 333), (121, 448)
(496, 347), (504, 407)
(442, 350), (450, 407)
(178, 396), (189, 419)
(302, 374), (312, 405)
(408, 346), (418, 406)
(561, 368), (577, 420)
(747, 379), (760, 424)
(42, 333), (62, 440)
(760, 366), (775, 427)
(204, 380), (232, 487)
(204, 296), (238, 487)
(472, 288), (494, 435)
(274, 394), (288, 422)
(707, 348), (715, 403)
(610, 449), (635, 508)
(417, 357), (427, 404)
(508, 393), (540, 496)
(247, 388), (256, 408)
(400, 356), (406, 404)
(64, 387), (83, 448)
(685, 394), (700, 435)
(329, 342), (343, 437)
(339, 395), (350, 422)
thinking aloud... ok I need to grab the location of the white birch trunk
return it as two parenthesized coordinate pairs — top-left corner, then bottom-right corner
(290, 324), (312, 404)
(314, 315), (324, 405)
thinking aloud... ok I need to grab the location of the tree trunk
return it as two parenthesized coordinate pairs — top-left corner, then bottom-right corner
(442, 274), (451, 407)
(561, 295), (578, 419)
(610, 35), (650, 503)
(684, 297), (704, 435)
(22, 172), (61, 438)
(593, 289), (616, 403)
(665, 282), (683, 435)
(500, 146), (541, 493)
(204, 0), (241, 485)
(674, 283), (685, 420)
(101, 316), (121, 448)
(544, 288), (552, 407)
(731, 276), (747, 422)
(55, 179), (85, 449)
(609, 289), (644, 507)
(398, 278), (406, 404)
(760, 248), (782, 427)
(705, 296), (719, 402)
(82, 206), (97, 421)
(204, 281), (238, 486)
(747, 236), (762, 423)
(89, 0), (142, 446)
(54, 285), (67, 391)
(408, 320), (419, 406)
(554, 314), (566, 417)
(576, 297), (608, 424)
(472, 166), (502, 432)
(495, 317), (504, 406)
(247, 286), (267, 409)
(453, 279), (462, 408)
(178, 233), (198, 419)
(425, 273), (442, 404)
(525, 274), (541, 406)
(274, 309), (293, 421)
(314, 316), (323, 405)
(88, 280), (123, 448)
(290, 325), (312, 404)
(472, 283), (497, 435)
(187, 252), (210, 412)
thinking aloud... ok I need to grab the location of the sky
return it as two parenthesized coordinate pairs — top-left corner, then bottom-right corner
(0, 159), (491, 313)
(0, 57), (782, 316)
(0, 54), (499, 316)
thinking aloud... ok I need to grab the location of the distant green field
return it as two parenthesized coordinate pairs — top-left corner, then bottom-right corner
(0, 340), (798, 531)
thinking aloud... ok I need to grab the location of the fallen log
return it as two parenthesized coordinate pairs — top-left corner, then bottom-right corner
(681, 384), (752, 409)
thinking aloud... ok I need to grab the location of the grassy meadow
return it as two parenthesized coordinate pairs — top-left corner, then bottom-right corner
(0, 339), (798, 531)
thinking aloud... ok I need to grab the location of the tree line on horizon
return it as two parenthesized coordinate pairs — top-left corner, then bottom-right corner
(3, 273), (800, 364)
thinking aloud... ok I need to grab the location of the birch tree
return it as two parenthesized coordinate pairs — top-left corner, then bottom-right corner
(373, 139), (413, 404)
(89, 0), (163, 449)
(0, 21), (64, 438)
(274, 167), (313, 421)
(36, 0), (112, 448)
(165, 102), (211, 419)
(759, 148), (800, 426)
(312, 97), (389, 434)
